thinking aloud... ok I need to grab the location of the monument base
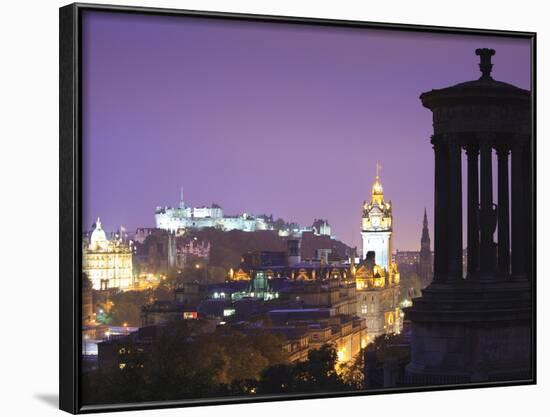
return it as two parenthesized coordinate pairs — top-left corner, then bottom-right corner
(404, 280), (532, 385)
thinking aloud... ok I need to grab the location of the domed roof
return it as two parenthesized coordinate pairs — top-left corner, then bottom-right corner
(372, 176), (383, 196)
(90, 217), (108, 250)
(420, 48), (530, 109)
(370, 174), (385, 205)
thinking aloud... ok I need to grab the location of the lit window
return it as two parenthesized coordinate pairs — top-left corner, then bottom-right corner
(223, 308), (235, 317)
(119, 363), (126, 370)
(361, 304), (368, 314)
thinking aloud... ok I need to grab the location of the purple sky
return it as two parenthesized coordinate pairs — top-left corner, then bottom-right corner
(82, 11), (530, 250)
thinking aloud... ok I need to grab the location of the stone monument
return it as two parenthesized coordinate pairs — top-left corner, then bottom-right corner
(405, 49), (533, 384)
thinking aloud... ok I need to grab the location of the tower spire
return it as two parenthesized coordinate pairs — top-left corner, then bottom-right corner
(179, 186), (185, 209)
(371, 163), (384, 205)
(419, 209), (433, 286)
(423, 208), (428, 227)
(421, 209), (430, 241)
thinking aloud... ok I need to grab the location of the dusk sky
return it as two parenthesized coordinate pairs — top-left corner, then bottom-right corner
(82, 11), (530, 250)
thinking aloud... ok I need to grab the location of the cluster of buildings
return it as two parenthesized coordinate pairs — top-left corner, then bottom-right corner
(86, 48), (533, 387)
(154, 188), (332, 238)
(82, 224), (214, 293)
(92, 172), (408, 372)
(394, 209), (433, 287)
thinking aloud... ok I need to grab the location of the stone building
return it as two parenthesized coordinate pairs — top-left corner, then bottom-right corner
(155, 189), (334, 238)
(406, 49), (533, 383)
(154, 189), (270, 233)
(356, 174), (401, 342)
(133, 229), (177, 273)
(82, 218), (133, 290)
(266, 308), (368, 364)
(355, 253), (401, 343)
(361, 168), (393, 266)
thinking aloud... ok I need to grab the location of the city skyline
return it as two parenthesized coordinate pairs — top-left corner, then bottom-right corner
(81, 11), (530, 250)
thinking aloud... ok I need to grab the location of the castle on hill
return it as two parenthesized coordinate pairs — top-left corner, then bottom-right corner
(154, 188), (332, 238)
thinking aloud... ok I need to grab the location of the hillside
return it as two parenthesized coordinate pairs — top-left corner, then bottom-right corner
(182, 228), (355, 269)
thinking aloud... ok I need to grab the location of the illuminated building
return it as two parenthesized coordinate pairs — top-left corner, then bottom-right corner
(155, 188), (334, 237)
(231, 239), (354, 284)
(267, 308), (367, 364)
(177, 238), (210, 268)
(155, 188), (270, 233)
(232, 268), (251, 281)
(247, 270), (278, 300)
(361, 165), (392, 267)
(356, 172), (401, 342)
(82, 218), (133, 290)
(311, 219), (332, 237)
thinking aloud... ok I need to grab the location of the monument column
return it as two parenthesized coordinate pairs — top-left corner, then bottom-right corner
(511, 142), (526, 278)
(447, 139), (463, 280)
(479, 141), (496, 277)
(465, 143), (480, 278)
(496, 145), (510, 277)
(523, 138), (533, 281)
(432, 136), (448, 282)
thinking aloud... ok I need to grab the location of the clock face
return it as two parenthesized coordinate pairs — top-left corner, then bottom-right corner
(371, 216), (381, 227)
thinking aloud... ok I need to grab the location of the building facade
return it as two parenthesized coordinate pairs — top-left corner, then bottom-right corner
(361, 173), (392, 268)
(82, 218), (133, 291)
(155, 189), (333, 238)
(356, 174), (401, 342)
(155, 190), (270, 233)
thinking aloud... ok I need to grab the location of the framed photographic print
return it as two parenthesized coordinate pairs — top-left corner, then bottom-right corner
(59, 2), (536, 414)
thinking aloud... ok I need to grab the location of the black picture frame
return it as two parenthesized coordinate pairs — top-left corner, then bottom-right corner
(59, 3), (537, 414)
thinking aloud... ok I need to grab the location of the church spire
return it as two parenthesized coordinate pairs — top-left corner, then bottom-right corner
(421, 209), (430, 247)
(423, 208), (428, 228)
(419, 209), (433, 285)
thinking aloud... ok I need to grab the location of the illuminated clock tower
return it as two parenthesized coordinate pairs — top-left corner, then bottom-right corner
(361, 165), (393, 269)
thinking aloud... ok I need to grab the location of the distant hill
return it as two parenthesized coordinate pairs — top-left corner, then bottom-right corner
(182, 228), (355, 269)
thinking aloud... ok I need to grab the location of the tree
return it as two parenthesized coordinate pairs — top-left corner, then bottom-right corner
(257, 344), (349, 394)
(258, 363), (295, 393)
(293, 345), (345, 392)
(107, 290), (150, 327)
(399, 271), (423, 300)
(340, 348), (365, 389)
(369, 333), (411, 364)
